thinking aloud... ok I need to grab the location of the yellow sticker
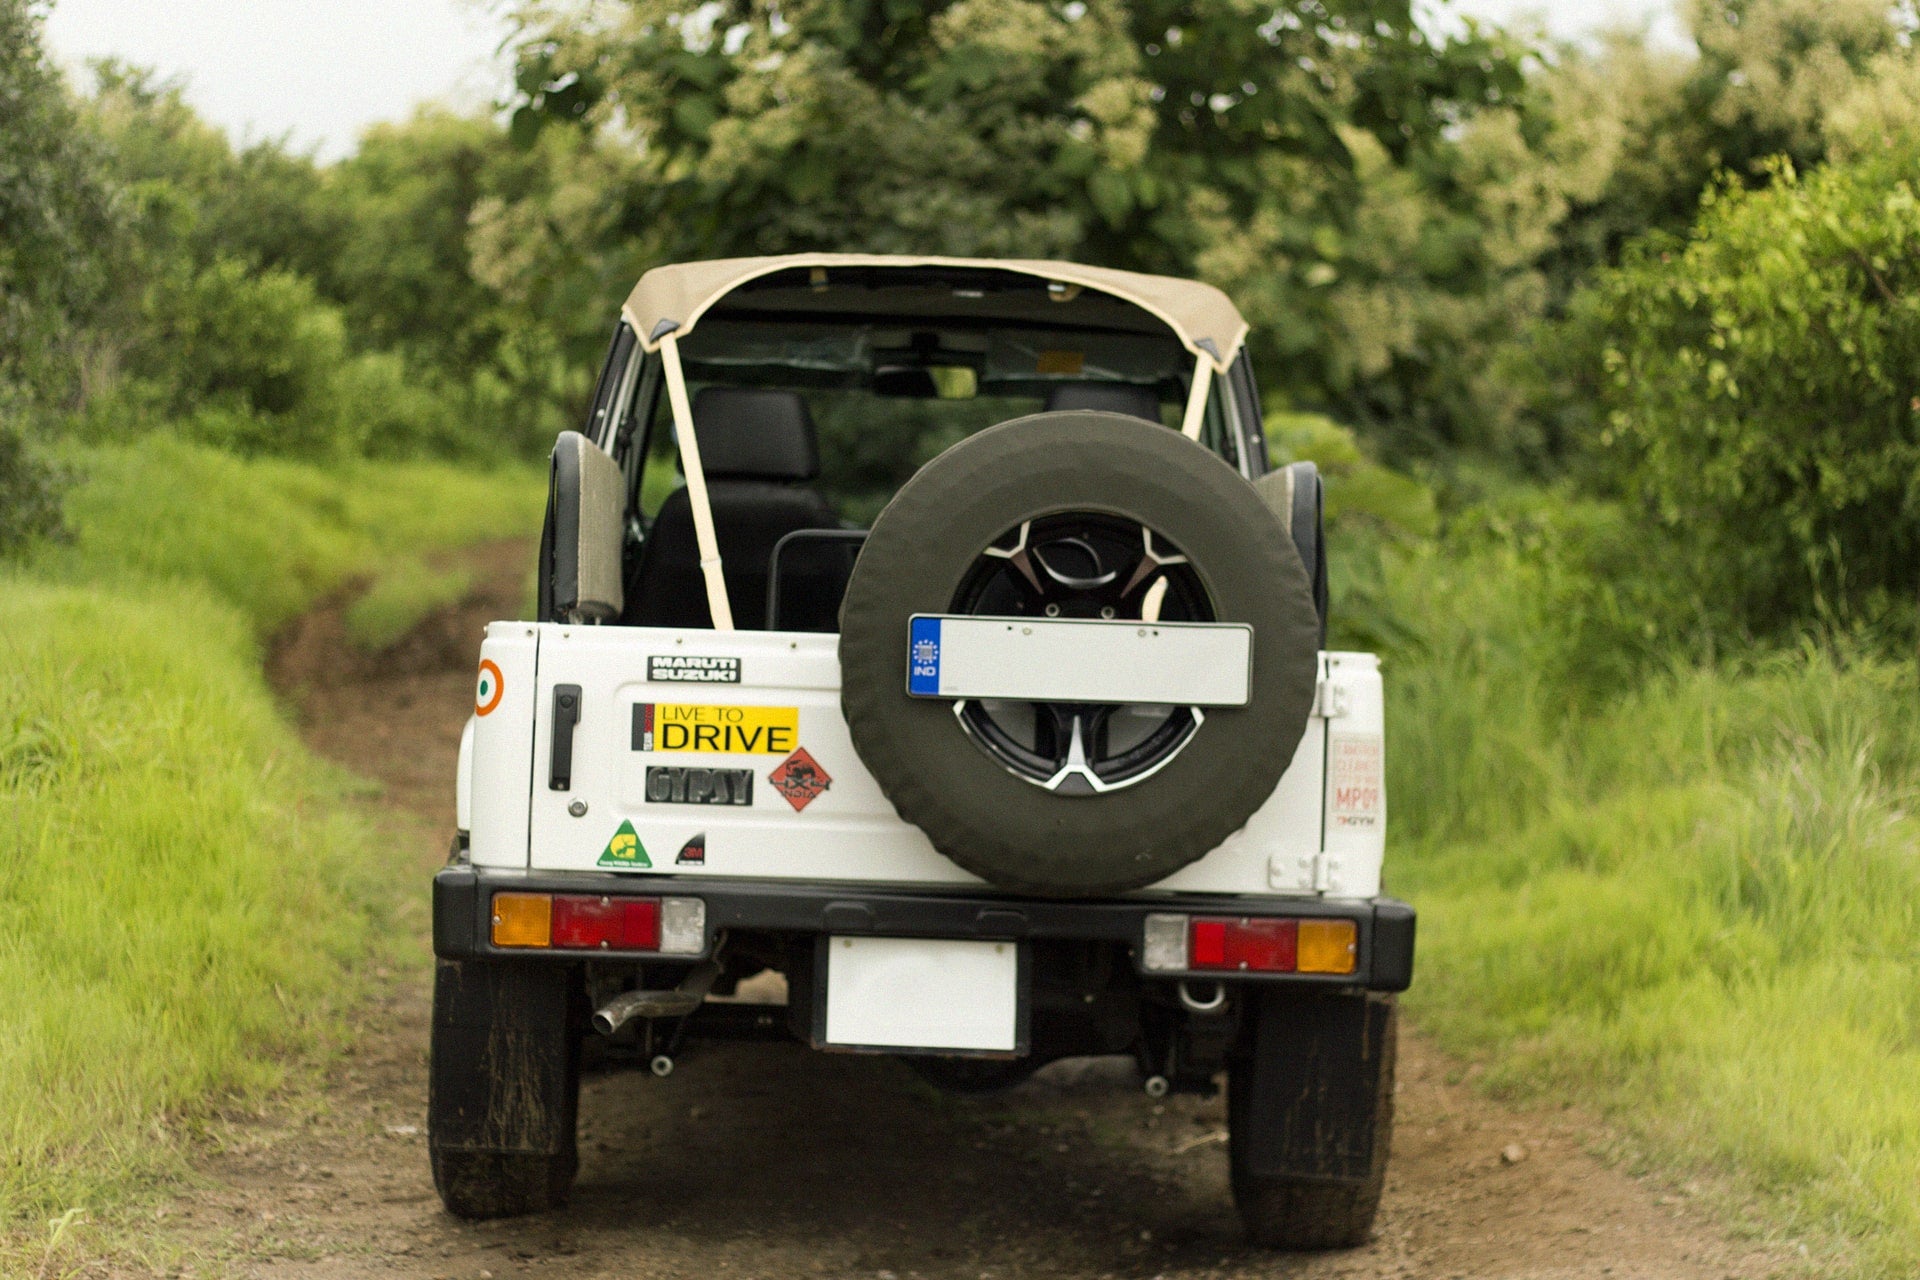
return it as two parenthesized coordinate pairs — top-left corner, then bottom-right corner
(1036, 349), (1085, 375)
(633, 702), (800, 755)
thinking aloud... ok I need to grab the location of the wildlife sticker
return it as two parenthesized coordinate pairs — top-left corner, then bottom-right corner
(648, 655), (740, 684)
(632, 703), (799, 754)
(597, 819), (652, 869)
(475, 659), (504, 716)
(676, 833), (707, 866)
(768, 747), (832, 813)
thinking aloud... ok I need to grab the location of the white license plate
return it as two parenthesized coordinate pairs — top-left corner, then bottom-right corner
(906, 614), (1252, 705)
(823, 936), (1022, 1052)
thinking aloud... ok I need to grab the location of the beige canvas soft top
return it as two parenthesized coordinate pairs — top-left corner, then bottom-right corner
(621, 253), (1250, 374)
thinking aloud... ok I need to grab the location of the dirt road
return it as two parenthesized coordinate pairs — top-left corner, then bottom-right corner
(120, 544), (1791, 1279)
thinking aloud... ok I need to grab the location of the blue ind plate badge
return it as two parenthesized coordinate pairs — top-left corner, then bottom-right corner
(907, 616), (942, 696)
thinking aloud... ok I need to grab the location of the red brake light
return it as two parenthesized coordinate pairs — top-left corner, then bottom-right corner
(1189, 917), (1299, 973)
(550, 895), (661, 950)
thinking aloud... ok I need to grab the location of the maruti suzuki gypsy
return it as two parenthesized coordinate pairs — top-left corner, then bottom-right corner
(430, 255), (1410, 1248)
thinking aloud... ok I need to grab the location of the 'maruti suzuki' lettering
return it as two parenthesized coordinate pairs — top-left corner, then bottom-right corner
(632, 703), (799, 755)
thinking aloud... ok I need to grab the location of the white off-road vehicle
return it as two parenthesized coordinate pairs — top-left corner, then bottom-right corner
(430, 255), (1410, 1248)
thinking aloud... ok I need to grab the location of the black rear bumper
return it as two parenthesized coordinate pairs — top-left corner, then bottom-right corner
(432, 865), (1414, 992)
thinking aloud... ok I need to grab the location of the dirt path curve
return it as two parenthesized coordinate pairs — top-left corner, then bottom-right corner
(128, 542), (1789, 1280)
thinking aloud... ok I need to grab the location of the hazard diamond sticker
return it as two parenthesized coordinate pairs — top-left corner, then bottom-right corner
(597, 819), (652, 870)
(768, 748), (831, 812)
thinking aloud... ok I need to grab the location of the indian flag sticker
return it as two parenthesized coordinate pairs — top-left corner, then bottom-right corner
(475, 659), (505, 716)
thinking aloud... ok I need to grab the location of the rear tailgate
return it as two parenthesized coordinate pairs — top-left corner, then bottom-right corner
(467, 622), (1382, 898)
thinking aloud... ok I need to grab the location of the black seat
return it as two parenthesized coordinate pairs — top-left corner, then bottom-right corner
(629, 387), (840, 630)
(1044, 382), (1163, 423)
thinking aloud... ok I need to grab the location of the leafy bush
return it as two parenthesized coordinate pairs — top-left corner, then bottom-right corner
(0, 416), (66, 555)
(1582, 146), (1920, 634)
(0, 0), (117, 406)
(128, 259), (350, 455)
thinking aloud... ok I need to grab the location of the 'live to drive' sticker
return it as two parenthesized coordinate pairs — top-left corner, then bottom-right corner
(633, 703), (799, 754)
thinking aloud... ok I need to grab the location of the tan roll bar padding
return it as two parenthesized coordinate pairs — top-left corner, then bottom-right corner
(623, 253), (1249, 375)
(657, 332), (735, 631)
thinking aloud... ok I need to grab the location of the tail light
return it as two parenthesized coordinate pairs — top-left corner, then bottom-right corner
(552, 896), (660, 950)
(1142, 913), (1357, 976)
(491, 892), (704, 954)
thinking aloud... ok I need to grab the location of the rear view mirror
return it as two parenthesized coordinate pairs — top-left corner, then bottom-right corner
(873, 367), (938, 398)
(873, 365), (978, 399)
(539, 431), (625, 623)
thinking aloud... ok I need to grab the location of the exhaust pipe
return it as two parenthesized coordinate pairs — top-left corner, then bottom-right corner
(593, 960), (722, 1036)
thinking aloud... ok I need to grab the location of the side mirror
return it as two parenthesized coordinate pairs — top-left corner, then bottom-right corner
(539, 431), (625, 624)
(1254, 461), (1327, 649)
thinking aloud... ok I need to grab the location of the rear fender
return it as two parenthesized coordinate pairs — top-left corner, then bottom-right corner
(470, 625), (539, 868)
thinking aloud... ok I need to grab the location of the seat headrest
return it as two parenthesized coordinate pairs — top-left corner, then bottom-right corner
(688, 387), (820, 481)
(1043, 382), (1163, 423)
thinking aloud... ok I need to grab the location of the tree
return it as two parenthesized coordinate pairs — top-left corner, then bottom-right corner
(503, 0), (1528, 450)
(0, 0), (118, 403)
(1582, 147), (1920, 632)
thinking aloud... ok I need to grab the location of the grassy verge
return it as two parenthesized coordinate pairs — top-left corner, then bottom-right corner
(345, 560), (476, 651)
(1386, 541), (1920, 1277)
(0, 435), (542, 1227)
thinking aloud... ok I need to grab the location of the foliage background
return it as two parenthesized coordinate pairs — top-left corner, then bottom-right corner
(6, 0), (1920, 1271)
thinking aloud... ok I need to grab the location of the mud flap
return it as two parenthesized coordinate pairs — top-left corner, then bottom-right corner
(429, 959), (581, 1156)
(1232, 989), (1394, 1182)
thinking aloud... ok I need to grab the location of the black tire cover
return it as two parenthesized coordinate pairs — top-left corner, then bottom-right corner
(838, 411), (1321, 897)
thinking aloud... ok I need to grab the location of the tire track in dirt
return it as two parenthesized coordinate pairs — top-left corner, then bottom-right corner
(113, 541), (1794, 1279)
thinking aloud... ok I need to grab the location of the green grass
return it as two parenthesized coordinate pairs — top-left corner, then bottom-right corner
(0, 435), (542, 1226)
(37, 433), (545, 632)
(344, 559), (476, 651)
(1385, 540), (1920, 1277)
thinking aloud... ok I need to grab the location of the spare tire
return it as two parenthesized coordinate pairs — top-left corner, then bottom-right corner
(838, 410), (1320, 897)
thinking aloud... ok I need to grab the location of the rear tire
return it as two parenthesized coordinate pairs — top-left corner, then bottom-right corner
(432, 1149), (578, 1220)
(1228, 992), (1396, 1249)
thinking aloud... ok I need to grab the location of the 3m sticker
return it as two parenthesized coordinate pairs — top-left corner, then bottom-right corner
(649, 655), (741, 684)
(597, 819), (652, 869)
(631, 703), (799, 754)
(475, 659), (504, 716)
(1327, 734), (1384, 830)
(646, 766), (753, 806)
(768, 747), (832, 812)
(676, 832), (706, 866)
(907, 617), (941, 696)
(1035, 350), (1084, 375)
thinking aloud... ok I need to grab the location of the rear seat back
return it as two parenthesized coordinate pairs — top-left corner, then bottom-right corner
(628, 387), (840, 630)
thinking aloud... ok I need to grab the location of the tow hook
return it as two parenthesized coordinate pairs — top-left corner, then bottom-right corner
(592, 959), (722, 1036)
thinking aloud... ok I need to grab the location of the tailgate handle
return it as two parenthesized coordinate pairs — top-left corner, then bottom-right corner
(549, 684), (582, 790)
